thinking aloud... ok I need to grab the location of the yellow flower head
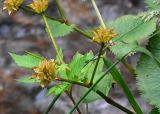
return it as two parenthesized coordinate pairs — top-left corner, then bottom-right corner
(3, 0), (23, 15)
(92, 27), (117, 44)
(32, 59), (57, 88)
(28, 0), (48, 14)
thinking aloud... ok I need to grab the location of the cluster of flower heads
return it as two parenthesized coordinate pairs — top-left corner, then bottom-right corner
(32, 59), (57, 88)
(3, 0), (48, 15)
(92, 26), (117, 44)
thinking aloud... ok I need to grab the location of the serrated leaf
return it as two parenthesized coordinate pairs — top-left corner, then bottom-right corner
(66, 52), (93, 80)
(106, 15), (157, 43)
(47, 18), (73, 38)
(57, 63), (69, 79)
(111, 42), (138, 59)
(16, 76), (40, 83)
(106, 15), (157, 59)
(47, 83), (70, 95)
(136, 31), (160, 110)
(81, 58), (113, 103)
(145, 0), (160, 10)
(103, 58), (142, 113)
(9, 52), (42, 68)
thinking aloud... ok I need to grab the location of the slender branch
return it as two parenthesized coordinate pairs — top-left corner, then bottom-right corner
(54, 0), (65, 19)
(66, 91), (82, 114)
(96, 90), (135, 114)
(89, 43), (104, 85)
(68, 60), (120, 114)
(20, 6), (92, 40)
(42, 14), (64, 64)
(86, 103), (89, 114)
(121, 59), (136, 77)
(44, 94), (61, 114)
(72, 26), (92, 39)
(91, 0), (106, 28)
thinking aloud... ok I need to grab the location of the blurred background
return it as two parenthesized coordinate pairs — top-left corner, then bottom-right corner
(0, 0), (153, 114)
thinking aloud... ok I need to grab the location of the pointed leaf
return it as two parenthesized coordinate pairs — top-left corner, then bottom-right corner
(136, 31), (160, 110)
(16, 76), (40, 83)
(47, 18), (73, 38)
(9, 52), (42, 68)
(47, 83), (70, 95)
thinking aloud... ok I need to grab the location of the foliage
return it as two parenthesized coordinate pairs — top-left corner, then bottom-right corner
(47, 18), (73, 38)
(136, 31), (160, 111)
(5, 0), (160, 113)
(145, 0), (160, 10)
(9, 52), (43, 68)
(106, 15), (157, 59)
(16, 76), (40, 83)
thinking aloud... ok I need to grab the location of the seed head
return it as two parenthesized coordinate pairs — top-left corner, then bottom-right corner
(28, 0), (48, 14)
(32, 59), (57, 88)
(3, 0), (23, 15)
(92, 27), (117, 44)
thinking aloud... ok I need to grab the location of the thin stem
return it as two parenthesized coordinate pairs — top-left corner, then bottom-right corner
(44, 94), (61, 114)
(96, 90), (135, 114)
(86, 103), (89, 114)
(91, 0), (106, 28)
(20, 6), (92, 40)
(57, 78), (90, 88)
(103, 58), (143, 114)
(42, 14), (64, 64)
(66, 91), (82, 114)
(122, 59), (136, 77)
(89, 43), (104, 86)
(54, 0), (65, 19)
(68, 60), (120, 114)
(73, 26), (92, 39)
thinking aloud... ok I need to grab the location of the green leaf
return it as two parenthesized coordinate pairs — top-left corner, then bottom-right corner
(66, 52), (93, 80)
(106, 15), (157, 59)
(81, 57), (113, 103)
(103, 58), (143, 114)
(111, 42), (138, 59)
(16, 76), (40, 83)
(149, 108), (160, 114)
(47, 83), (70, 95)
(136, 31), (160, 110)
(83, 74), (113, 103)
(47, 18), (73, 38)
(9, 52), (43, 68)
(107, 15), (157, 43)
(57, 63), (69, 79)
(145, 0), (160, 10)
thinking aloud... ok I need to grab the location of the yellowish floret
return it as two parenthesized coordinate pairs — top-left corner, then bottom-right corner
(3, 0), (23, 15)
(32, 59), (57, 88)
(92, 27), (117, 44)
(28, 0), (48, 14)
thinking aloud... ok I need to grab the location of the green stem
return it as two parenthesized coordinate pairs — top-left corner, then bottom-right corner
(96, 90), (135, 114)
(103, 58), (143, 114)
(57, 78), (90, 88)
(20, 6), (92, 40)
(44, 94), (61, 114)
(66, 91), (82, 114)
(68, 60), (120, 114)
(54, 0), (65, 19)
(89, 43), (104, 86)
(42, 14), (64, 63)
(91, 0), (106, 28)
(72, 26), (92, 39)
(122, 59), (136, 77)
(86, 103), (89, 114)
